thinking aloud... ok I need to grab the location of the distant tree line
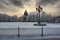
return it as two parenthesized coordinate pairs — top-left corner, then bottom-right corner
(0, 11), (60, 23)
(0, 13), (19, 22)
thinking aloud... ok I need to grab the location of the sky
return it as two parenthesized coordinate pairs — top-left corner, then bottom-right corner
(0, 0), (60, 17)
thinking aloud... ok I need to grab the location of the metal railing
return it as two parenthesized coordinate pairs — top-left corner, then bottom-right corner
(0, 26), (60, 37)
(0, 26), (42, 37)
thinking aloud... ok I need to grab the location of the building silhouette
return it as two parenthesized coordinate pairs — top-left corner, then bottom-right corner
(22, 10), (28, 22)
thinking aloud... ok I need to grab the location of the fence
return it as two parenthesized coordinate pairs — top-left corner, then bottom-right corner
(0, 26), (42, 37)
(0, 26), (60, 37)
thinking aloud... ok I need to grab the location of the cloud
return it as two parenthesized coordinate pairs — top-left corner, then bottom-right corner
(0, 0), (60, 16)
(54, 1), (60, 16)
(0, 4), (5, 9)
(0, 0), (32, 9)
(35, 0), (60, 16)
(0, 0), (23, 12)
(0, 0), (6, 9)
(9, 0), (23, 7)
(22, 0), (30, 2)
(36, 0), (59, 6)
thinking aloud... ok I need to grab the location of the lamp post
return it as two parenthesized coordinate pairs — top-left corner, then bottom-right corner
(41, 26), (43, 36)
(36, 6), (43, 24)
(34, 5), (46, 26)
(18, 26), (20, 37)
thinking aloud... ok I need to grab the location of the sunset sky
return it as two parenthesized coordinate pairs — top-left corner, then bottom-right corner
(0, 0), (60, 17)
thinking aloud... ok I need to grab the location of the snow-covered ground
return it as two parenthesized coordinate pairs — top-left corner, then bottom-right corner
(0, 22), (60, 40)
(0, 22), (60, 28)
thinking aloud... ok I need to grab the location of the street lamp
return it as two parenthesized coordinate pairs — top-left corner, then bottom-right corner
(34, 5), (46, 26)
(36, 6), (43, 24)
(34, 5), (47, 36)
